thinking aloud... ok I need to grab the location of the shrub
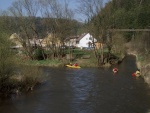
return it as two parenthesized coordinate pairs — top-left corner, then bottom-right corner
(33, 47), (46, 60)
(18, 65), (43, 91)
(0, 33), (16, 94)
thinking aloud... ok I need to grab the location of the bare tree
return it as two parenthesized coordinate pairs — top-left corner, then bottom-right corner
(77, 0), (110, 65)
(39, 0), (75, 59)
(8, 0), (41, 60)
(77, 0), (103, 20)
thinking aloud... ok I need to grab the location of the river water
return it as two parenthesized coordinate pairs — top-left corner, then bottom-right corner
(0, 55), (150, 113)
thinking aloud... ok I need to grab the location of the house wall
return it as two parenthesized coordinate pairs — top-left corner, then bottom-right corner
(95, 42), (103, 49)
(77, 33), (97, 48)
(65, 39), (76, 47)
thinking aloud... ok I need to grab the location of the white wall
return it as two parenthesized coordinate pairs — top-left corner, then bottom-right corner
(77, 33), (97, 48)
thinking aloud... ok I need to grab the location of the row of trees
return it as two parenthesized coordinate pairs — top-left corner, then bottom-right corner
(0, 0), (82, 60)
(0, 13), (44, 95)
(0, 0), (88, 95)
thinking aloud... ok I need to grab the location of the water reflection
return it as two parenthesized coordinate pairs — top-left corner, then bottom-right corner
(0, 56), (150, 113)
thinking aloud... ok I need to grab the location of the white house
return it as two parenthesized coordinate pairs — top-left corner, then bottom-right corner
(76, 33), (97, 48)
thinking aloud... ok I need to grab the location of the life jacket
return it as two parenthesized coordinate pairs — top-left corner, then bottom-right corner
(74, 63), (78, 66)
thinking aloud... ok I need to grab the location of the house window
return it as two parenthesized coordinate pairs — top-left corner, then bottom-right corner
(89, 37), (92, 40)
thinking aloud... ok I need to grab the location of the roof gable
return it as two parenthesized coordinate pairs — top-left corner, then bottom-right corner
(76, 33), (87, 41)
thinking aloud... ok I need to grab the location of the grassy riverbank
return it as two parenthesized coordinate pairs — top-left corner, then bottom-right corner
(18, 55), (99, 68)
(16, 49), (101, 68)
(19, 49), (113, 68)
(23, 59), (64, 67)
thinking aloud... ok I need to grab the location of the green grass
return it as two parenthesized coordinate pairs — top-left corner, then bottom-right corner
(17, 48), (112, 68)
(24, 59), (62, 66)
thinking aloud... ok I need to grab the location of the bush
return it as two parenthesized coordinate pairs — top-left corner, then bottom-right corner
(0, 33), (16, 94)
(18, 65), (43, 91)
(33, 47), (46, 60)
(0, 34), (44, 95)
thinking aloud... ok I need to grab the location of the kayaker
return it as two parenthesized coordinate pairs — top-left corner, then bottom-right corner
(135, 70), (140, 76)
(69, 63), (72, 66)
(132, 70), (140, 77)
(113, 68), (118, 73)
(73, 63), (78, 66)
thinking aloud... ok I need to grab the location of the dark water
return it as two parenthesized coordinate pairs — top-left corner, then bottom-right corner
(0, 55), (150, 113)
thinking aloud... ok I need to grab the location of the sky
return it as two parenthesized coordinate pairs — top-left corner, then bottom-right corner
(0, 0), (15, 10)
(0, 0), (109, 22)
(0, 0), (84, 20)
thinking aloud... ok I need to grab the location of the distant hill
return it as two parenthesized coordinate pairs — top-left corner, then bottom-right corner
(0, 16), (83, 38)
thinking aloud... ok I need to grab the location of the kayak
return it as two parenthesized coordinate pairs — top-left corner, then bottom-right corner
(66, 65), (81, 69)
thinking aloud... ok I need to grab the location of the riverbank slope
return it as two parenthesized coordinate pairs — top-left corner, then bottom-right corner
(125, 42), (150, 85)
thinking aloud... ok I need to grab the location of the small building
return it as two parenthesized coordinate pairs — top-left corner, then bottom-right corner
(10, 33), (45, 49)
(9, 33), (23, 49)
(65, 36), (79, 47)
(76, 33), (97, 49)
(41, 33), (61, 48)
(28, 38), (43, 47)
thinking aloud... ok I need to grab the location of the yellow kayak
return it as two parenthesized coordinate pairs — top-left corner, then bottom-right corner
(66, 65), (81, 69)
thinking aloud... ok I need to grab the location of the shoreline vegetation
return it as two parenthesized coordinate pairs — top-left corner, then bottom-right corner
(17, 50), (112, 68)
(0, 65), (44, 97)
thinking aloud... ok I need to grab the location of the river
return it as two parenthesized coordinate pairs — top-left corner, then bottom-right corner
(0, 55), (150, 113)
